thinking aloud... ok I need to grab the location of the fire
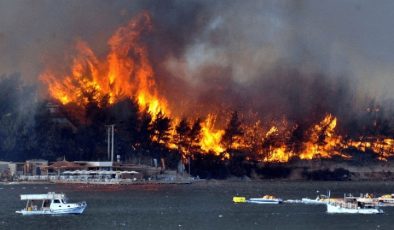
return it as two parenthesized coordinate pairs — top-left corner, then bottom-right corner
(348, 138), (394, 161)
(299, 114), (348, 160)
(266, 126), (279, 138)
(259, 125), (291, 162)
(256, 114), (393, 163)
(39, 12), (393, 164)
(40, 12), (168, 116)
(254, 115), (351, 162)
(40, 12), (229, 156)
(199, 114), (225, 154)
(264, 145), (291, 163)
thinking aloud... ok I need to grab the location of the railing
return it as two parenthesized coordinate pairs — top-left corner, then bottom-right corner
(18, 175), (51, 181)
(16, 175), (194, 184)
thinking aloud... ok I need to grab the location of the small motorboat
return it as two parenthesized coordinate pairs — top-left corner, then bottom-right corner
(232, 195), (282, 204)
(248, 195), (283, 204)
(16, 192), (87, 215)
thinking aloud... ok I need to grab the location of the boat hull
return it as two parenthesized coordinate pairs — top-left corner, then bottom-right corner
(326, 203), (383, 214)
(248, 198), (282, 204)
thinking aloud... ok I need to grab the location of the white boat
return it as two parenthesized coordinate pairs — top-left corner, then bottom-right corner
(326, 201), (383, 214)
(16, 192), (87, 215)
(248, 195), (283, 204)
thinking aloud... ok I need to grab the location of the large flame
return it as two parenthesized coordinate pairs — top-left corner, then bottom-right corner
(299, 114), (348, 160)
(40, 12), (168, 116)
(40, 12), (393, 163)
(200, 114), (225, 154)
(40, 12), (227, 155)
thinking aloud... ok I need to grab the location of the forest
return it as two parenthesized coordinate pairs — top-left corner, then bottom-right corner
(0, 74), (393, 179)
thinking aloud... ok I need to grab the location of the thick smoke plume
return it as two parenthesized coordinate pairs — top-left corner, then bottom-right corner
(0, 0), (393, 126)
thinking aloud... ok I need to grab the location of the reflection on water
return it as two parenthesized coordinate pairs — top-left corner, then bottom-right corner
(1, 181), (394, 230)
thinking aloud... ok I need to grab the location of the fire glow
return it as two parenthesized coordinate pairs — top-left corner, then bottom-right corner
(40, 13), (394, 163)
(41, 12), (168, 116)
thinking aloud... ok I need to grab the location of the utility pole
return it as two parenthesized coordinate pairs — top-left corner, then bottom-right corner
(188, 156), (191, 175)
(106, 124), (115, 162)
(107, 126), (111, 160)
(111, 124), (114, 163)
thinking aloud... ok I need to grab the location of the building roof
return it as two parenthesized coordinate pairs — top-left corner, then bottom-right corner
(74, 161), (113, 167)
(45, 160), (83, 169)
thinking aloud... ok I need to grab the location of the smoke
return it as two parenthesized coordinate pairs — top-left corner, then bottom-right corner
(0, 0), (393, 125)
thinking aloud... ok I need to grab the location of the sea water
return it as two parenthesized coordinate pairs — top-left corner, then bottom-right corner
(1, 181), (393, 230)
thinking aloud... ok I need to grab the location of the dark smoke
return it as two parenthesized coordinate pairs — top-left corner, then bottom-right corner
(0, 0), (393, 129)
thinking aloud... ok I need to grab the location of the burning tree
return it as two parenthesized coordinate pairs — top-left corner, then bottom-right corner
(32, 12), (394, 177)
(221, 111), (243, 154)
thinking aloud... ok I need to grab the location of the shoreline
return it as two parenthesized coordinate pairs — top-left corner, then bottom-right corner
(1, 177), (394, 186)
(0, 178), (201, 186)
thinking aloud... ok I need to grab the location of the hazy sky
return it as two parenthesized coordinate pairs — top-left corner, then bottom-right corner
(0, 0), (393, 103)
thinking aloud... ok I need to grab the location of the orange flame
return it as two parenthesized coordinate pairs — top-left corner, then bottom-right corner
(348, 138), (394, 161)
(200, 114), (225, 154)
(39, 12), (393, 162)
(40, 12), (168, 116)
(40, 12), (231, 155)
(258, 114), (351, 162)
(299, 114), (348, 160)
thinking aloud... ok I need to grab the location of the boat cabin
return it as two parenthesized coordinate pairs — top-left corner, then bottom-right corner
(22, 193), (68, 211)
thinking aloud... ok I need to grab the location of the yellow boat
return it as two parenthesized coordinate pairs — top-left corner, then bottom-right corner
(233, 196), (246, 203)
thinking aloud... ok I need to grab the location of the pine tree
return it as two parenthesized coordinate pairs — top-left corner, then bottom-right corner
(188, 118), (202, 154)
(221, 111), (243, 153)
(175, 118), (191, 156)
